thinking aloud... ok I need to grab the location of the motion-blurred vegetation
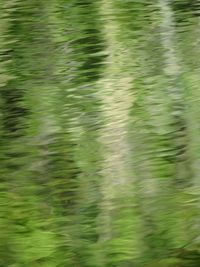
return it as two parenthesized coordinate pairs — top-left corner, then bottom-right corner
(1, 0), (200, 266)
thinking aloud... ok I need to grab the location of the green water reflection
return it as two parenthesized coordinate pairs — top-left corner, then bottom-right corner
(0, 1), (200, 266)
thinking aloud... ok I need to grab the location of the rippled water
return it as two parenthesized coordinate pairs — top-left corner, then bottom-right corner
(1, 1), (200, 266)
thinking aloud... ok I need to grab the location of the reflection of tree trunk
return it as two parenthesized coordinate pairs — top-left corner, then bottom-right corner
(159, 0), (189, 185)
(97, 1), (140, 264)
(159, 0), (180, 77)
(158, 0), (192, 248)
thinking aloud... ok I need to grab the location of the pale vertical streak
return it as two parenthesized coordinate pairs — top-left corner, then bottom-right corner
(159, 0), (187, 180)
(158, 0), (193, 246)
(97, 0), (134, 242)
(159, 0), (181, 87)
